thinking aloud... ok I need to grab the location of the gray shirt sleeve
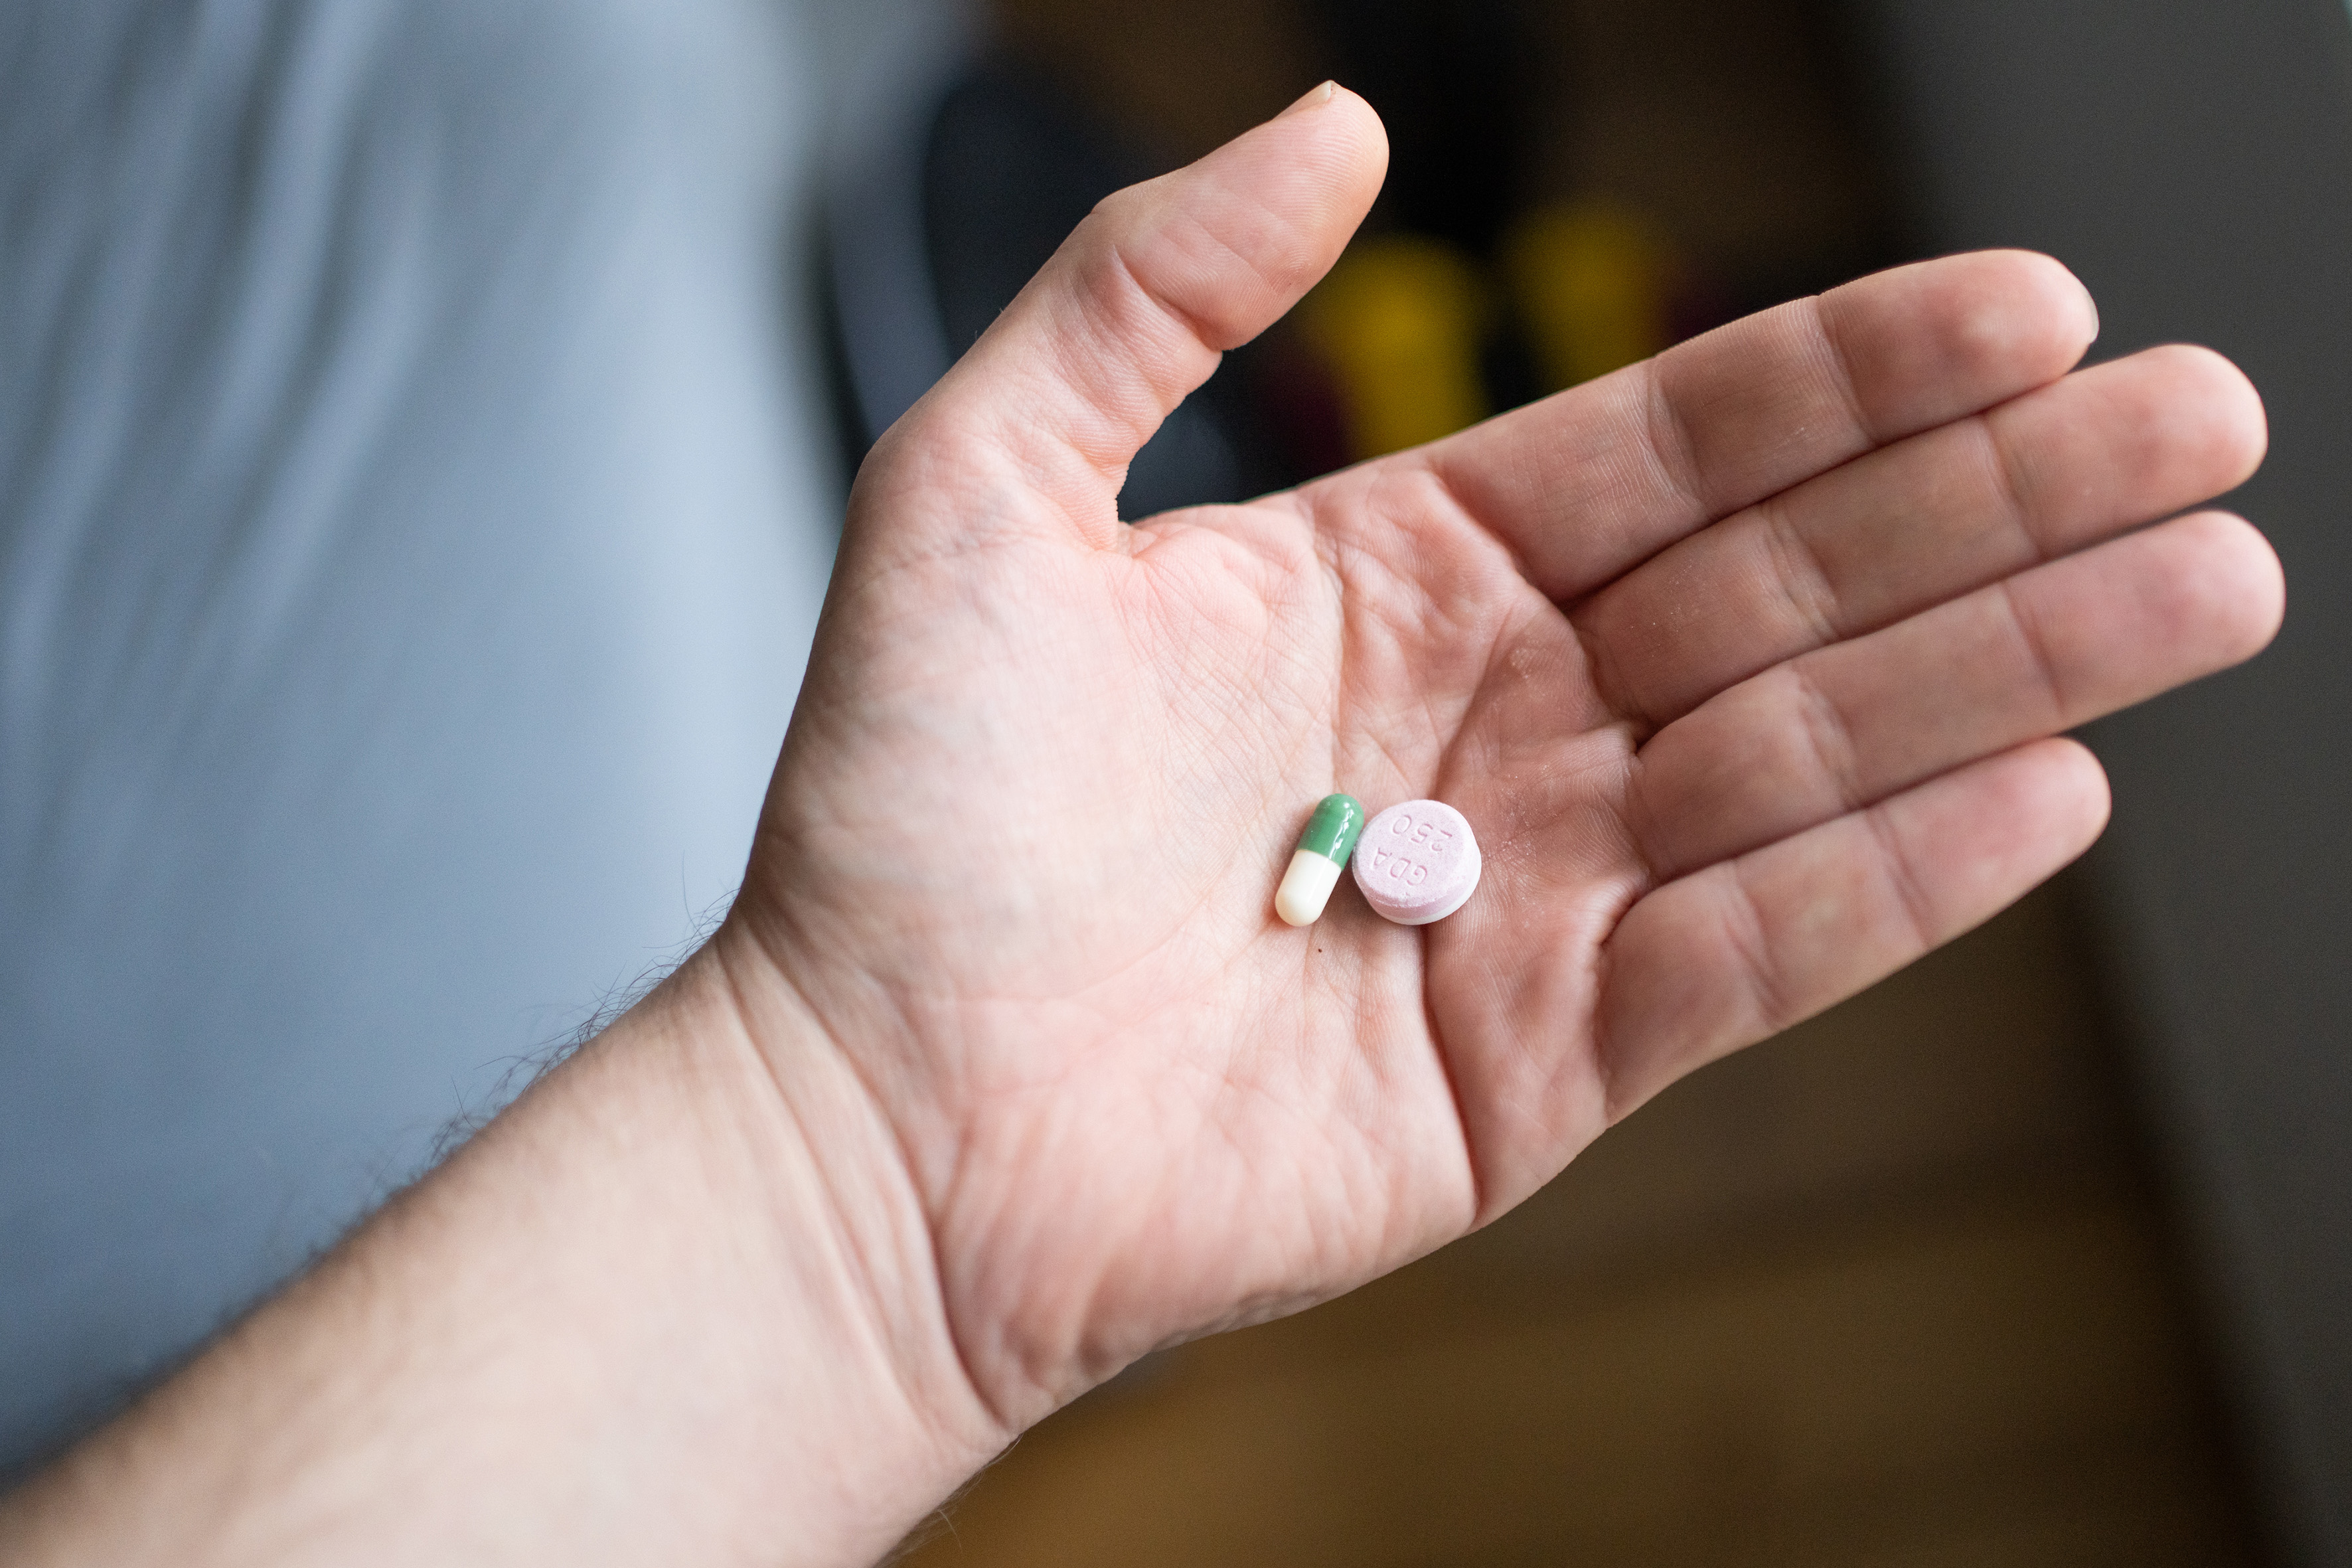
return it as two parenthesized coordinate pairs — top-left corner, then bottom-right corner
(0, 0), (872, 1471)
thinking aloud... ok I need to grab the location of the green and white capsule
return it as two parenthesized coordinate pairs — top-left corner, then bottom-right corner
(1275, 793), (1366, 927)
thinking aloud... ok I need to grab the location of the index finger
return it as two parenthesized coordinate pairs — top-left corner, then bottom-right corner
(1420, 251), (2101, 602)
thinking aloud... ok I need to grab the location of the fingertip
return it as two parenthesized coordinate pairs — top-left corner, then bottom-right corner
(1276, 80), (1339, 119)
(2029, 735), (2114, 848)
(1272, 78), (1382, 135)
(1941, 737), (2111, 886)
(1949, 248), (2100, 382)
(1978, 248), (2099, 356)
(1100, 80), (1386, 353)
(913, 76), (1394, 535)
(1334, 85), (1392, 191)
(1324, 82), (1387, 143)
(1822, 250), (2101, 439)
(1253, 80), (1388, 230)
(2016, 250), (2100, 356)
(2176, 510), (2288, 660)
(2165, 343), (2271, 485)
(2027, 345), (2268, 532)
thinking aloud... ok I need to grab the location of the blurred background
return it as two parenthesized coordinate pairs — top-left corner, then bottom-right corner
(3, 0), (2346, 1562)
(821, 1), (2352, 1564)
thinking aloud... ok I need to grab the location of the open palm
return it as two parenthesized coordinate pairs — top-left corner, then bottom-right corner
(727, 88), (2278, 1435)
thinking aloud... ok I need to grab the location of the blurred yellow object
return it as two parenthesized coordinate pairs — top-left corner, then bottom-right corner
(1505, 203), (1674, 392)
(1298, 236), (1488, 461)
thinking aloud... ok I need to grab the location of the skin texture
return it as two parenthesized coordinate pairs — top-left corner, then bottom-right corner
(0, 85), (2281, 1566)
(727, 84), (2276, 1433)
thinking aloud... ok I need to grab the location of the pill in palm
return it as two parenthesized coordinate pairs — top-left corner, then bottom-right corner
(1275, 793), (1366, 927)
(1352, 799), (1482, 925)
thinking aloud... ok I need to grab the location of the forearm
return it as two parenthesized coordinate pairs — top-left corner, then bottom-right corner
(0, 934), (1004, 1568)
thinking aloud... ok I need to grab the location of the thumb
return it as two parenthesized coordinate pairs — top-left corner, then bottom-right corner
(884, 83), (1388, 545)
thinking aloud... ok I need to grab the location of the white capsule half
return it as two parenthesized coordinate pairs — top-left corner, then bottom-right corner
(1274, 848), (1346, 927)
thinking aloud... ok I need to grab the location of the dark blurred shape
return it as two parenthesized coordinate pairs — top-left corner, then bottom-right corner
(1504, 202), (1679, 390)
(921, 66), (1135, 358)
(1302, 0), (1537, 255)
(1297, 234), (1492, 458)
(1861, 1), (2352, 1561)
(826, 62), (1280, 518)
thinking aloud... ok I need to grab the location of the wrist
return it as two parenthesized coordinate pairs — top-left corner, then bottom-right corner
(641, 930), (1012, 1550)
(0, 927), (1007, 1568)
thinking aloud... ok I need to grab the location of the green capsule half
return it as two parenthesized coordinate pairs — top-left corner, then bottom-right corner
(1275, 793), (1366, 926)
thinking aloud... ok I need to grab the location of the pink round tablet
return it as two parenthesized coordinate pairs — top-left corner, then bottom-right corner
(1351, 799), (1482, 925)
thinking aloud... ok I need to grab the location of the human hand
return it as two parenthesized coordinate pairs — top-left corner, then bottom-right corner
(718, 84), (2278, 1443)
(0, 82), (2280, 1568)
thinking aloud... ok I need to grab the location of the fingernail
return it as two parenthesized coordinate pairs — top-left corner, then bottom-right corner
(1279, 81), (1338, 119)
